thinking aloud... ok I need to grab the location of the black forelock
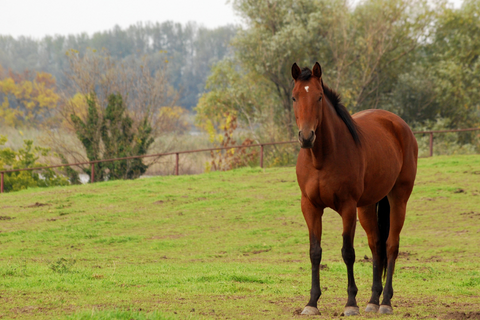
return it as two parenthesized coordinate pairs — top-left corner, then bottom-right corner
(298, 67), (312, 81)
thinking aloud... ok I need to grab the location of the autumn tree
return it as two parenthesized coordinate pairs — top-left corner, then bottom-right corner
(0, 22), (237, 110)
(0, 67), (59, 127)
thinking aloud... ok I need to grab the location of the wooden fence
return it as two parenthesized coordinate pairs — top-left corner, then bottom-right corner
(1, 128), (479, 193)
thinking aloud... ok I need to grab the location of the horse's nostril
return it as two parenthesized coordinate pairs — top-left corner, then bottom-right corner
(311, 130), (315, 138)
(298, 131), (302, 138)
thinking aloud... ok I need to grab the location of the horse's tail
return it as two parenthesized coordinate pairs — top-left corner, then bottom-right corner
(377, 196), (390, 279)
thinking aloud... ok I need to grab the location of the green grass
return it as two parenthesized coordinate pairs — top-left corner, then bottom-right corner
(1, 156), (479, 319)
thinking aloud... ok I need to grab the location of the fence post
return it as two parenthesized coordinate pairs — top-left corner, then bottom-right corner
(1, 172), (4, 193)
(175, 153), (179, 175)
(429, 132), (434, 157)
(260, 144), (264, 168)
(91, 163), (95, 183)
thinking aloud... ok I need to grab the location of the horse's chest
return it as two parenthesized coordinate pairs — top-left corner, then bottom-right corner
(299, 172), (340, 209)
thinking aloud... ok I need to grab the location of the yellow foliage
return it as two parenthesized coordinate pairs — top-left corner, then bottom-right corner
(0, 96), (21, 127)
(205, 112), (256, 172)
(205, 112), (237, 145)
(157, 106), (189, 133)
(62, 93), (89, 131)
(0, 71), (60, 127)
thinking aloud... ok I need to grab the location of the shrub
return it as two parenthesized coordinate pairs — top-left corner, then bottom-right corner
(0, 135), (69, 192)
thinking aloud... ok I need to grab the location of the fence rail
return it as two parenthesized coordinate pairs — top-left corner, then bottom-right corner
(1, 128), (479, 193)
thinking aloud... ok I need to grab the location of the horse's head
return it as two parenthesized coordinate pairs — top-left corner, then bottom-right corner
(291, 62), (324, 149)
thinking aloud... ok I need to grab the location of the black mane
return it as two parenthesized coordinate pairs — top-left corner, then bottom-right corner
(297, 67), (361, 145)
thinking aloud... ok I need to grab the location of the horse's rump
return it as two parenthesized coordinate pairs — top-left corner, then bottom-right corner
(353, 109), (418, 207)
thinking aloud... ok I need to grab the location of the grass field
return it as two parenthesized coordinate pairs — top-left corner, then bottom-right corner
(0, 155), (479, 320)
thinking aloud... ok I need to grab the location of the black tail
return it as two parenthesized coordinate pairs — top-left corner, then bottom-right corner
(377, 196), (390, 279)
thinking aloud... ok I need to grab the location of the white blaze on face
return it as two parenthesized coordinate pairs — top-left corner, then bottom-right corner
(304, 86), (309, 93)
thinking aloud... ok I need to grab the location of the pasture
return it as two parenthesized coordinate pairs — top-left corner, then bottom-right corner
(0, 155), (479, 319)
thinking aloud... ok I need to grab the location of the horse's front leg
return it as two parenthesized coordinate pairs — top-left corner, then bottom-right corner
(300, 196), (324, 315)
(340, 203), (360, 316)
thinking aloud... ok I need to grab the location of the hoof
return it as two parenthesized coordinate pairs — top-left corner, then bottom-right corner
(301, 306), (321, 315)
(379, 305), (393, 314)
(344, 306), (360, 316)
(365, 303), (379, 313)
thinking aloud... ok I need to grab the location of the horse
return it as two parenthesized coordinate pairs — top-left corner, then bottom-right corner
(291, 62), (418, 316)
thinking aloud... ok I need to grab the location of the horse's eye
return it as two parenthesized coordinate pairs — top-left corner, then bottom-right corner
(292, 97), (296, 102)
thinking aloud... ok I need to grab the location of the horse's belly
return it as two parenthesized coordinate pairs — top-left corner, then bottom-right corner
(357, 147), (403, 206)
(357, 175), (398, 207)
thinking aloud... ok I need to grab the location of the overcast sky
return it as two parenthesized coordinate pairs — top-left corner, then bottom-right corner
(0, 0), (464, 39)
(0, 0), (240, 39)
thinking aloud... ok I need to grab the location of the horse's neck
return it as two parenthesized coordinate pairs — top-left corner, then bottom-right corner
(310, 99), (351, 168)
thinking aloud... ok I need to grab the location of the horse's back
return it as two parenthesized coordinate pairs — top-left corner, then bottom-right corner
(353, 109), (418, 206)
(353, 109), (417, 160)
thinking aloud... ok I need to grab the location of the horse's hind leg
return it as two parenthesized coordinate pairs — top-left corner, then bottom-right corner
(380, 184), (412, 314)
(358, 203), (384, 313)
(340, 202), (360, 316)
(380, 130), (417, 314)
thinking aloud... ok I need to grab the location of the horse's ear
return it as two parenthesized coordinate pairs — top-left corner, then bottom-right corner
(312, 62), (322, 79)
(292, 63), (301, 80)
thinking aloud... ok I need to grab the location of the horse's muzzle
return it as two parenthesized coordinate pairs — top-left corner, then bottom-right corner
(298, 130), (316, 149)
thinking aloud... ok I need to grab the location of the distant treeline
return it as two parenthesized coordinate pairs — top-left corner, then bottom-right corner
(0, 21), (238, 109)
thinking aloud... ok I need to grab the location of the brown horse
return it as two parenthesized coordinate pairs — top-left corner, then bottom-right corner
(292, 62), (418, 316)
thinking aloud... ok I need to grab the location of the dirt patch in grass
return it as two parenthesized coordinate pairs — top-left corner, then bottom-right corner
(461, 211), (480, 216)
(358, 255), (372, 263)
(9, 304), (78, 318)
(24, 202), (50, 208)
(251, 248), (271, 254)
(0, 216), (15, 220)
(149, 234), (184, 239)
(442, 312), (480, 320)
(292, 308), (303, 315)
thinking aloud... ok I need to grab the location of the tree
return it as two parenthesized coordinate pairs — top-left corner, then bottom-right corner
(70, 93), (154, 180)
(196, 59), (282, 143)
(322, 0), (434, 112)
(383, 0), (480, 127)
(424, 0), (480, 127)
(196, 59), (299, 167)
(231, 0), (320, 135)
(201, 0), (435, 138)
(0, 68), (59, 127)
(47, 49), (180, 180)
(0, 22), (238, 110)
